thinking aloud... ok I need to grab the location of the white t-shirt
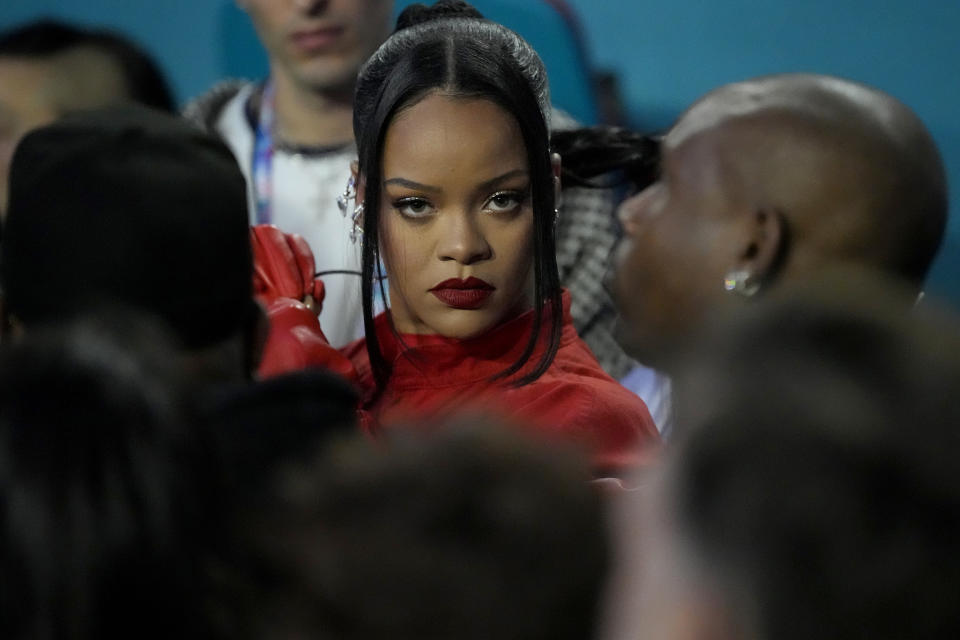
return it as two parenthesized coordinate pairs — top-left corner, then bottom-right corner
(214, 84), (364, 347)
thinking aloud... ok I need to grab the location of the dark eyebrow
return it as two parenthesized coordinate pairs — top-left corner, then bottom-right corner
(477, 169), (528, 192)
(383, 177), (442, 192)
(383, 169), (529, 194)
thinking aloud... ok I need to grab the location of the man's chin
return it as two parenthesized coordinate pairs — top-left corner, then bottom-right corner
(611, 316), (639, 357)
(290, 58), (362, 94)
(612, 316), (665, 369)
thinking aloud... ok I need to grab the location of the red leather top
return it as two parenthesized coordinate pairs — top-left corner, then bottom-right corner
(341, 291), (660, 475)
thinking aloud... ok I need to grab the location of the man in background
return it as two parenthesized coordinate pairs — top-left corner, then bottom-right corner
(186, 0), (393, 347)
(0, 19), (175, 216)
(609, 73), (947, 372)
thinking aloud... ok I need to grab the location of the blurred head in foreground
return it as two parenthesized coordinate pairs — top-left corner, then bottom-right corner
(0, 19), (174, 215)
(0, 314), (212, 640)
(602, 273), (960, 640)
(211, 421), (609, 640)
(1, 105), (260, 384)
(608, 73), (948, 369)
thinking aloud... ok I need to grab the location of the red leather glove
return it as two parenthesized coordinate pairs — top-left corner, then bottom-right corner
(251, 224), (358, 383)
(251, 224), (325, 309)
(257, 298), (359, 382)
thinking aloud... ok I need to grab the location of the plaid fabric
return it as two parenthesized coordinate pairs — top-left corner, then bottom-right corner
(556, 183), (636, 379)
(553, 110), (636, 379)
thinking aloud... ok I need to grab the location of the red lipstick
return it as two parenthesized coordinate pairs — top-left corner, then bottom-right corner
(429, 277), (495, 310)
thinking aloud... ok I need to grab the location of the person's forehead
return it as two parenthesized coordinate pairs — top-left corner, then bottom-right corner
(0, 58), (58, 126)
(384, 94), (526, 168)
(660, 111), (740, 192)
(0, 57), (54, 96)
(666, 84), (769, 151)
(662, 89), (800, 190)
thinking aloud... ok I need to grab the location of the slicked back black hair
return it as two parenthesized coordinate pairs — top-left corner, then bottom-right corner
(353, 2), (562, 391)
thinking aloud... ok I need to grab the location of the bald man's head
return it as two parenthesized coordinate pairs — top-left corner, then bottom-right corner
(674, 74), (947, 284)
(610, 73), (947, 367)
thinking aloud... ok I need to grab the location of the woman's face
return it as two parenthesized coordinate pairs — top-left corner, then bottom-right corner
(375, 92), (535, 338)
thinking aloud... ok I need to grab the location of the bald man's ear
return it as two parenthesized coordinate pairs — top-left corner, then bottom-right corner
(728, 208), (786, 295)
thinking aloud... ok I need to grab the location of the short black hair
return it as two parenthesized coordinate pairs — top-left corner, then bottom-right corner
(0, 314), (213, 639)
(669, 276), (960, 640)
(0, 19), (175, 112)
(1, 105), (252, 351)
(212, 423), (608, 640)
(352, 1), (563, 391)
(0, 19), (91, 56)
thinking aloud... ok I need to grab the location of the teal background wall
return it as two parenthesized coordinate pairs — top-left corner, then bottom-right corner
(2, 0), (957, 305)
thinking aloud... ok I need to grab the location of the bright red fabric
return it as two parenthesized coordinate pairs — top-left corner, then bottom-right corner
(341, 292), (660, 474)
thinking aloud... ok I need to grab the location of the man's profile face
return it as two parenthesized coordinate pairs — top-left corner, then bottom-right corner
(0, 58), (59, 217)
(239, 0), (394, 93)
(608, 103), (747, 366)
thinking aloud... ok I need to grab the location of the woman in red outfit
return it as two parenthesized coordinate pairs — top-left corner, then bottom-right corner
(339, 1), (659, 474)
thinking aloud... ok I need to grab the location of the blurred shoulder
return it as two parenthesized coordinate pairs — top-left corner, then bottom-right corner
(182, 78), (254, 134)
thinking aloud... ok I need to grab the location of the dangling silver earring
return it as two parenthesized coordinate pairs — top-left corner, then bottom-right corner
(337, 175), (357, 215)
(337, 175), (363, 244)
(723, 269), (760, 297)
(349, 203), (364, 244)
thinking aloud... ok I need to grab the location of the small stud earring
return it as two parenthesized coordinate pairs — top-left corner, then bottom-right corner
(723, 269), (761, 297)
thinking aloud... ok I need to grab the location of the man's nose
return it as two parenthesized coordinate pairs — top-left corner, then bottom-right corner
(294, 0), (329, 15)
(617, 184), (659, 234)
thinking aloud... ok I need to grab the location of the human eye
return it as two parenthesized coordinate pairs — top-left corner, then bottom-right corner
(393, 197), (435, 219)
(483, 190), (527, 214)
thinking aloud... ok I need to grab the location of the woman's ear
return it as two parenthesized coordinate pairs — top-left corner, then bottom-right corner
(724, 208), (786, 296)
(350, 161), (363, 202)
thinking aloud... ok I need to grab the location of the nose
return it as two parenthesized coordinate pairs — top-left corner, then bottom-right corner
(616, 183), (658, 234)
(437, 212), (492, 265)
(293, 0), (328, 14)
